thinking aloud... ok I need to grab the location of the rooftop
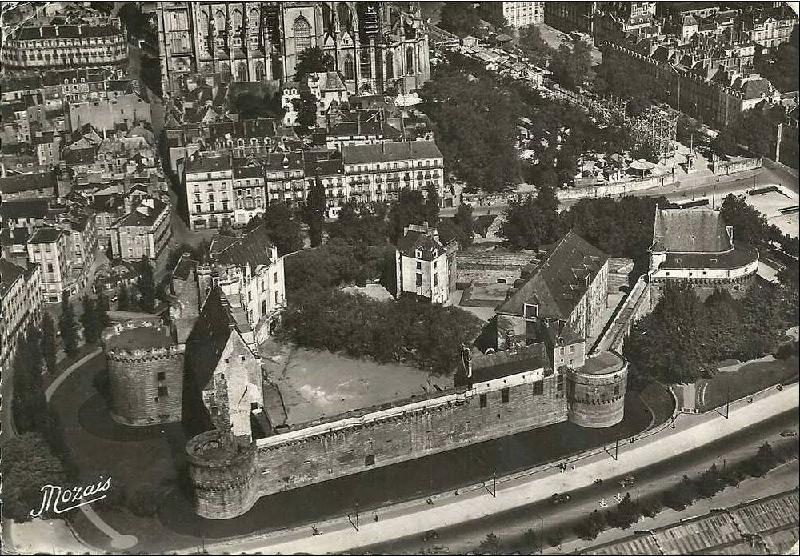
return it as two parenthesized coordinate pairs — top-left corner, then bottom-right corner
(471, 343), (548, 382)
(105, 325), (173, 352)
(0, 198), (51, 219)
(653, 206), (733, 253)
(184, 153), (232, 175)
(27, 227), (64, 244)
(342, 140), (443, 165)
(266, 347), (443, 427)
(0, 171), (56, 194)
(497, 231), (608, 320)
(0, 258), (26, 298)
(578, 351), (625, 376)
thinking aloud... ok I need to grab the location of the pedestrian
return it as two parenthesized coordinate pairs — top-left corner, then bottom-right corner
(374, 515), (379, 523)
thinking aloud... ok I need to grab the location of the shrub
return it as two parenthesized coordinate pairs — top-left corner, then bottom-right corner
(545, 529), (564, 548)
(641, 498), (663, 518)
(126, 484), (165, 517)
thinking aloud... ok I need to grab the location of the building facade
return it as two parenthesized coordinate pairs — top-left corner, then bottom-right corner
(156, 2), (431, 98)
(184, 153), (235, 231)
(2, 10), (128, 73)
(26, 227), (72, 303)
(0, 259), (42, 371)
(395, 222), (456, 304)
(109, 197), (172, 262)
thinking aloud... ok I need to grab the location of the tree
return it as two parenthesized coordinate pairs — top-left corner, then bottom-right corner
(0, 433), (67, 522)
(388, 189), (427, 243)
(328, 201), (389, 245)
(424, 182), (440, 227)
(546, 529), (564, 548)
(117, 283), (130, 311)
(105, 240), (114, 261)
(292, 89), (319, 133)
(12, 332), (46, 433)
(80, 295), (102, 344)
(303, 175), (327, 248)
(574, 510), (607, 540)
(137, 256), (156, 313)
(59, 292), (78, 358)
(550, 40), (593, 90)
(607, 493), (642, 530)
(439, 2), (481, 37)
(662, 475), (698, 511)
(439, 204), (475, 248)
(696, 463), (727, 499)
(720, 194), (768, 246)
(96, 290), (111, 328)
(518, 25), (552, 66)
(500, 191), (560, 251)
(521, 528), (542, 554)
(41, 312), (58, 375)
(477, 533), (503, 555)
(756, 26), (799, 93)
(745, 442), (781, 477)
(261, 202), (303, 255)
(294, 46), (335, 80)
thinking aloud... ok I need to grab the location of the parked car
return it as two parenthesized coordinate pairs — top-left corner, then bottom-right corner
(780, 429), (796, 437)
(619, 474), (636, 488)
(551, 493), (571, 504)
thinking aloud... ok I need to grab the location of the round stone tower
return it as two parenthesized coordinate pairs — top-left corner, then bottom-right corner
(566, 351), (628, 428)
(185, 429), (258, 519)
(103, 319), (185, 426)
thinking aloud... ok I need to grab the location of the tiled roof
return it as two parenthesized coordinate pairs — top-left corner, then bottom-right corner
(0, 198), (51, 219)
(210, 225), (275, 271)
(496, 231), (608, 319)
(0, 171), (56, 194)
(342, 141), (443, 165)
(652, 206), (732, 253)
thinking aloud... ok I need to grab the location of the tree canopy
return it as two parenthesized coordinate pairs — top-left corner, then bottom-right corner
(439, 2), (482, 37)
(294, 47), (335, 80)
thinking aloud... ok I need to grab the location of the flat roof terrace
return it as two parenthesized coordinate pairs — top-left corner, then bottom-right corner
(105, 325), (173, 351)
(266, 347), (448, 426)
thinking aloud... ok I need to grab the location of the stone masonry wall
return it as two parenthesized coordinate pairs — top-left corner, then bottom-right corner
(107, 349), (185, 426)
(566, 365), (628, 428)
(252, 375), (568, 501)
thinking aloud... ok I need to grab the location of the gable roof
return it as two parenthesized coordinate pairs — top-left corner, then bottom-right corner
(397, 223), (449, 260)
(471, 343), (548, 382)
(0, 198), (51, 219)
(185, 287), (237, 393)
(210, 225), (275, 270)
(0, 171), (57, 194)
(496, 231), (608, 319)
(0, 258), (26, 298)
(652, 206), (732, 253)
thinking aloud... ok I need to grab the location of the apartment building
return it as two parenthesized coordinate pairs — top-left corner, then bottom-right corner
(184, 153), (234, 231)
(26, 227), (73, 302)
(0, 259), (43, 371)
(109, 196), (171, 262)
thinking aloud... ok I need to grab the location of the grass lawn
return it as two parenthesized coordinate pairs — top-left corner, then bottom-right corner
(698, 356), (799, 412)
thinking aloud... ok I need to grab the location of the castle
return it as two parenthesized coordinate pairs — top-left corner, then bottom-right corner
(101, 228), (628, 519)
(155, 1), (431, 97)
(648, 205), (759, 301)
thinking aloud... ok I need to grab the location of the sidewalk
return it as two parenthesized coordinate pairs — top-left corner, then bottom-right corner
(198, 383), (799, 555)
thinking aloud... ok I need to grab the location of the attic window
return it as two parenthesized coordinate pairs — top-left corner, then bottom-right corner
(415, 249), (422, 258)
(523, 303), (539, 319)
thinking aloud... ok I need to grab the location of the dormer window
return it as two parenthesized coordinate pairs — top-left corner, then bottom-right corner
(523, 303), (539, 319)
(415, 249), (422, 258)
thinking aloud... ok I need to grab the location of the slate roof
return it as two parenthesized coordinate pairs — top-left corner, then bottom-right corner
(172, 253), (198, 281)
(496, 231), (608, 319)
(28, 226), (64, 244)
(652, 206), (732, 253)
(397, 224), (449, 260)
(185, 287), (238, 393)
(210, 225), (275, 270)
(342, 141), (443, 165)
(233, 159), (264, 179)
(0, 258), (26, 298)
(471, 343), (548, 382)
(0, 171), (56, 194)
(112, 197), (168, 228)
(184, 153), (232, 175)
(0, 198), (51, 219)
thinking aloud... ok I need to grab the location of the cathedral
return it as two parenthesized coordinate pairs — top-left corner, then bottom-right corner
(156, 2), (431, 97)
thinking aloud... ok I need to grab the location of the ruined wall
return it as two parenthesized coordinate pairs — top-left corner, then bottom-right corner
(188, 372), (570, 518)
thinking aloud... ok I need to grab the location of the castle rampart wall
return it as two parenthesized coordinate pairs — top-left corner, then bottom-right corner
(566, 361), (628, 428)
(188, 371), (570, 518)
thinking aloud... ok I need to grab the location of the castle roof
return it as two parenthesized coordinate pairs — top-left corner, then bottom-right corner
(210, 225), (276, 271)
(652, 206), (732, 253)
(496, 231), (608, 320)
(471, 343), (548, 382)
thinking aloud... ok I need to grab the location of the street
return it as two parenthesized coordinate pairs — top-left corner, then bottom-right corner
(191, 382), (798, 555)
(375, 410), (800, 554)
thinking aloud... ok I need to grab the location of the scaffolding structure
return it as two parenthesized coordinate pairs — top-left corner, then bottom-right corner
(631, 106), (678, 164)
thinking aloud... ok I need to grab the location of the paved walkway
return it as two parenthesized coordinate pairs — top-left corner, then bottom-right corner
(195, 383), (799, 555)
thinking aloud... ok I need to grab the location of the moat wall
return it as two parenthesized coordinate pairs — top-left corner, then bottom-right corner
(189, 372), (573, 518)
